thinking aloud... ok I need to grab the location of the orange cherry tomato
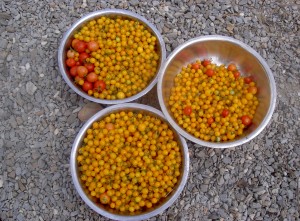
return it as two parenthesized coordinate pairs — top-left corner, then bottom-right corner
(227, 63), (237, 72)
(248, 86), (258, 94)
(100, 193), (110, 204)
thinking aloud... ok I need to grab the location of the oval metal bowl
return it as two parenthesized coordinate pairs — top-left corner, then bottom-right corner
(157, 35), (276, 148)
(58, 9), (166, 105)
(70, 103), (189, 220)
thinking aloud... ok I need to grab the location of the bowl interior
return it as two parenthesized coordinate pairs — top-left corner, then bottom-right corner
(72, 104), (189, 220)
(159, 36), (275, 147)
(59, 10), (165, 104)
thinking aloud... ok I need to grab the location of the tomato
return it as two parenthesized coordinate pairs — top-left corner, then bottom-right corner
(71, 39), (80, 48)
(191, 63), (200, 70)
(79, 52), (90, 63)
(75, 76), (84, 84)
(100, 193), (110, 204)
(94, 80), (106, 92)
(244, 77), (253, 84)
(205, 69), (214, 77)
(67, 50), (75, 58)
(222, 109), (229, 117)
(75, 61), (81, 66)
(70, 66), (78, 77)
(105, 123), (114, 130)
(183, 106), (192, 115)
(77, 66), (88, 78)
(86, 72), (98, 83)
(207, 117), (214, 125)
(227, 63), (237, 72)
(241, 115), (252, 126)
(233, 71), (240, 79)
(248, 86), (258, 94)
(84, 63), (95, 72)
(82, 81), (93, 92)
(66, 58), (76, 67)
(74, 40), (87, 53)
(87, 41), (99, 52)
(202, 59), (211, 67)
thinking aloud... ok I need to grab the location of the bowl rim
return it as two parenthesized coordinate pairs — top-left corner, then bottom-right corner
(157, 35), (277, 148)
(70, 103), (189, 220)
(58, 9), (166, 105)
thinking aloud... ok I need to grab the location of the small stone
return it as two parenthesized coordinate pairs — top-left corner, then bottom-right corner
(26, 81), (37, 95)
(0, 175), (3, 188)
(78, 103), (104, 122)
(153, 1), (159, 6)
(222, 157), (231, 164)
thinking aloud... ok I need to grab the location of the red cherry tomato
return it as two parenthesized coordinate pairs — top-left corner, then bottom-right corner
(94, 80), (106, 92)
(191, 63), (200, 70)
(75, 61), (81, 66)
(183, 106), (192, 115)
(66, 58), (76, 67)
(86, 72), (98, 83)
(207, 117), (214, 125)
(241, 115), (252, 126)
(227, 63), (237, 72)
(71, 39), (80, 48)
(244, 77), (253, 84)
(205, 69), (214, 77)
(82, 81), (93, 92)
(222, 109), (229, 117)
(74, 40), (87, 53)
(79, 52), (89, 63)
(233, 71), (240, 79)
(84, 63), (95, 72)
(67, 50), (75, 58)
(87, 41), (99, 52)
(202, 59), (211, 67)
(70, 66), (78, 77)
(77, 66), (88, 78)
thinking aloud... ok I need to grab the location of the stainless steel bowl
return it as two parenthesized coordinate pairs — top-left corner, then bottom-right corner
(70, 103), (189, 220)
(157, 35), (277, 148)
(58, 9), (166, 105)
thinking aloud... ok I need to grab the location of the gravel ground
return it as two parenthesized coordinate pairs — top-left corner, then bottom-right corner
(0, 0), (299, 220)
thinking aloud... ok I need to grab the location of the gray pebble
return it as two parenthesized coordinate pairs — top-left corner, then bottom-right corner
(26, 81), (37, 95)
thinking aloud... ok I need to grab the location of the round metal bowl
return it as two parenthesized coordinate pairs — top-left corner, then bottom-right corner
(58, 9), (166, 105)
(157, 35), (277, 148)
(70, 103), (189, 221)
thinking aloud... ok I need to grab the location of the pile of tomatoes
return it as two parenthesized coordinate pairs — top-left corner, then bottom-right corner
(66, 39), (107, 94)
(77, 111), (182, 213)
(169, 59), (259, 142)
(65, 17), (160, 100)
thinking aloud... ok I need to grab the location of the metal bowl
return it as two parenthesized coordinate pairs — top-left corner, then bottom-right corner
(58, 9), (166, 105)
(157, 35), (277, 148)
(70, 103), (189, 220)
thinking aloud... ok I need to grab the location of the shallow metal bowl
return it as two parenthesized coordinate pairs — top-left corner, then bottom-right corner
(58, 9), (166, 105)
(70, 103), (189, 220)
(157, 35), (276, 148)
